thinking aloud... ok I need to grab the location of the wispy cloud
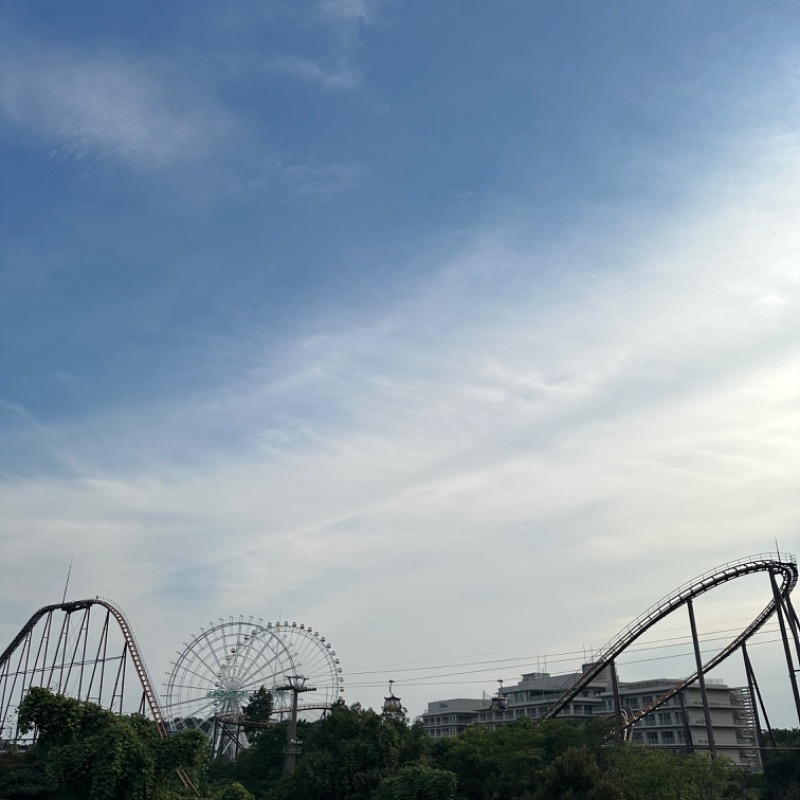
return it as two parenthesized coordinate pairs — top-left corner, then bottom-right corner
(318, 0), (374, 24)
(260, 0), (378, 91)
(264, 54), (361, 90)
(0, 42), (234, 171)
(2, 121), (799, 719)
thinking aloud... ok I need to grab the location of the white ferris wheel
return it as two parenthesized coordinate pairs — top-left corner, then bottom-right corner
(162, 616), (343, 758)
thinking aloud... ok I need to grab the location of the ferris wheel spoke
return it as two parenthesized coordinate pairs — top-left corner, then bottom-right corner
(220, 620), (234, 668)
(237, 642), (291, 682)
(234, 667), (286, 696)
(188, 629), (229, 675)
(235, 636), (291, 685)
(181, 699), (218, 721)
(183, 639), (228, 681)
(173, 662), (220, 688)
(235, 672), (289, 693)
(162, 680), (216, 694)
(231, 632), (276, 683)
(231, 639), (278, 684)
(164, 618), (341, 759)
(163, 695), (218, 712)
(229, 627), (262, 679)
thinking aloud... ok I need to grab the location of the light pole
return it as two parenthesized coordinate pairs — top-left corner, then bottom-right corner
(279, 675), (315, 773)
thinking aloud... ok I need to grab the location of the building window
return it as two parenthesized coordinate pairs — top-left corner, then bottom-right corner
(646, 732), (659, 744)
(661, 731), (675, 744)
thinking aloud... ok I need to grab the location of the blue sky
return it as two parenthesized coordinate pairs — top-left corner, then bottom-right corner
(2, 0), (800, 722)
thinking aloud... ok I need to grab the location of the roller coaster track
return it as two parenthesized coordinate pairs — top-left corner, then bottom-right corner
(541, 552), (798, 731)
(0, 597), (198, 791)
(0, 597), (166, 735)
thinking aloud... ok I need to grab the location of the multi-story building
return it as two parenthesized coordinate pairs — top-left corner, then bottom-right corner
(420, 668), (760, 767)
(424, 698), (490, 739)
(609, 678), (759, 765)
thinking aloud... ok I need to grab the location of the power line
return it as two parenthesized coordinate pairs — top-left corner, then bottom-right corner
(346, 621), (781, 679)
(345, 633), (786, 690)
(347, 611), (781, 674)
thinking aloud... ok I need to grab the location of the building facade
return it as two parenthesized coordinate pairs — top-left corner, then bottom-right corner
(420, 668), (760, 767)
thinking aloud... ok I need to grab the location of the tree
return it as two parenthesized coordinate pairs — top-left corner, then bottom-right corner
(15, 686), (209, 800)
(214, 781), (256, 800)
(431, 717), (603, 800)
(0, 751), (55, 799)
(373, 765), (457, 800)
(606, 744), (751, 800)
(230, 701), (435, 800)
(243, 687), (273, 744)
(208, 720), (288, 798)
(535, 747), (621, 800)
(764, 730), (800, 800)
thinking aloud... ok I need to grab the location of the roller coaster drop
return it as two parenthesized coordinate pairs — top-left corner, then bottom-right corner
(1, 553), (799, 760)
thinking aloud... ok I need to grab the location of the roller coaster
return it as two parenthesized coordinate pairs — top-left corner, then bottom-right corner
(2, 552), (800, 762)
(541, 552), (800, 754)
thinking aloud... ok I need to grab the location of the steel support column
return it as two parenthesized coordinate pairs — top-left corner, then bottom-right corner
(741, 642), (767, 767)
(783, 592), (800, 666)
(609, 659), (622, 744)
(678, 691), (693, 754)
(770, 570), (800, 725)
(687, 598), (717, 756)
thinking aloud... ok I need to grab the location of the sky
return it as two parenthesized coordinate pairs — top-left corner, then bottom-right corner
(1, 0), (800, 726)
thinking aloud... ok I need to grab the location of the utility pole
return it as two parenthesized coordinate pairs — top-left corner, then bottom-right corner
(280, 675), (314, 773)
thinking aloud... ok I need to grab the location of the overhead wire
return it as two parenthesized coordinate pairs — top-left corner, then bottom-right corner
(347, 609), (783, 673)
(345, 626), (785, 689)
(346, 620), (782, 682)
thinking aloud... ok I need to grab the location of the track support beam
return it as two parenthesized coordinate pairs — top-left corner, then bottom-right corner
(687, 598), (717, 756)
(770, 570), (800, 725)
(742, 642), (767, 766)
(609, 659), (622, 744)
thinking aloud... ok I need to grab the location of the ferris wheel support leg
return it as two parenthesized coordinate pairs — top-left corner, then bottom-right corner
(687, 598), (717, 757)
(609, 659), (622, 745)
(769, 570), (800, 725)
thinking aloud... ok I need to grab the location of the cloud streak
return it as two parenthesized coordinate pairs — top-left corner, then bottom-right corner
(2, 118), (799, 718)
(264, 54), (361, 90)
(0, 42), (234, 170)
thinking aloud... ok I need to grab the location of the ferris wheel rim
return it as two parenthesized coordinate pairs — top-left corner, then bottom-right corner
(162, 615), (343, 742)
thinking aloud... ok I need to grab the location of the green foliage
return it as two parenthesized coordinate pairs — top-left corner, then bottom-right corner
(13, 687), (209, 800)
(213, 781), (256, 800)
(607, 744), (755, 800)
(373, 765), (457, 800)
(0, 751), (56, 799)
(208, 720), (288, 798)
(765, 729), (800, 800)
(679, 753), (741, 800)
(243, 687), (273, 745)
(212, 701), (435, 800)
(4, 688), (763, 800)
(288, 702), (424, 800)
(606, 744), (691, 800)
(535, 746), (621, 800)
(432, 717), (605, 800)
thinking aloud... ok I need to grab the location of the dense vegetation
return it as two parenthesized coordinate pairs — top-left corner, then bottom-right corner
(1, 689), (798, 800)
